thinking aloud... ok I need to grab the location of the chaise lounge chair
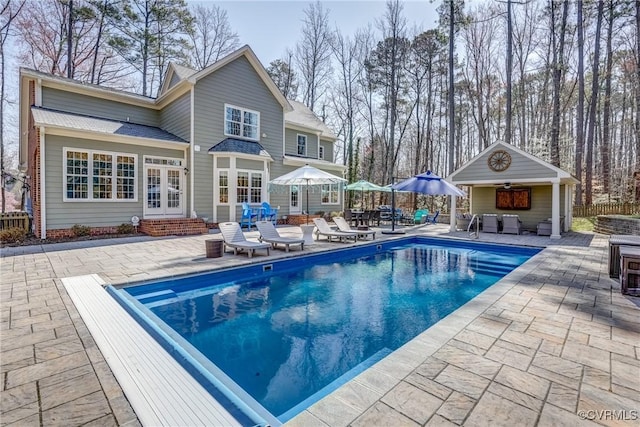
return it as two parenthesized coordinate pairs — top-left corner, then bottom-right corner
(255, 221), (305, 252)
(218, 222), (271, 258)
(312, 218), (358, 243)
(333, 217), (376, 240)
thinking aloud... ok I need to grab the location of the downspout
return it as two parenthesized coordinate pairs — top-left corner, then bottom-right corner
(39, 127), (46, 239)
(189, 86), (195, 218)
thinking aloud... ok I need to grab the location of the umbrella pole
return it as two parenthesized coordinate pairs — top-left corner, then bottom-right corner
(306, 180), (309, 225)
(382, 178), (405, 235)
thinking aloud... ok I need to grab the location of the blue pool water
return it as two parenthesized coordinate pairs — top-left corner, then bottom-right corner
(114, 238), (539, 424)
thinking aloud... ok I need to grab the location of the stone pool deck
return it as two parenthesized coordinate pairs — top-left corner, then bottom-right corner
(1, 225), (639, 426)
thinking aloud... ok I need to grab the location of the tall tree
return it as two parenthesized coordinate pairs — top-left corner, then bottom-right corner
(187, 3), (239, 70)
(266, 50), (298, 99)
(112, 0), (193, 96)
(636, 0), (640, 203)
(601, 0), (615, 196)
(585, 0), (604, 204)
(1, 0), (25, 213)
(505, 0), (513, 144)
(575, 0), (585, 205)
(295, 1), (333, 112)
(549, 0), (569, 167)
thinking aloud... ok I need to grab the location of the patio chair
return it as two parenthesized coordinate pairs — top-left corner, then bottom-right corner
(219, 222), (271, 258)
(412, 209), (428, 224)
(482, 214), (499, 233)
(312, 218), (358, 243)
(426, 210), (440, 224)
(255, 220), (304, 252)
(240, 202), (258, 230)
(502, 214), (522, 235)
(333, 217), (376, 240)
(260, 202), (278, 225)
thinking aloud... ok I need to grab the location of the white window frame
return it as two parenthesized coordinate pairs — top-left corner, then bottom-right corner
(63, 147), (138, 202)
(224, 104), (260, 141)
(321, 183), (339, 205)
(218, 170), (229, 204)
(297, 134), (307, 156)
(235, 170), (264, 204)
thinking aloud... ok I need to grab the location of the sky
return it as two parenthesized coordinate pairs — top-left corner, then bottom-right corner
(3, 1), (447, 169)
(212, 0), (442, 64)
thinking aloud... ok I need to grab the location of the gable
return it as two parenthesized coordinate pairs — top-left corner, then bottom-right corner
(449, 141), (577, 184)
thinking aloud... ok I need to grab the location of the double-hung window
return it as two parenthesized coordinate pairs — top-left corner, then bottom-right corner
(64, 148), (137, 201)
(225, 105), (259, 140)
(321, 183), (339, 204)
(297, 134), (307, 156)
(236, 171), (263, 203)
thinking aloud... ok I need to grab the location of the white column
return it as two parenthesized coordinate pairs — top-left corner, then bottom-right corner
(450, 195), (457, 232)
(551, 179), (561, 239)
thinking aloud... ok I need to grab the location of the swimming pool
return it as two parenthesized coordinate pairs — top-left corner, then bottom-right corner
(110, 237), (539, 425)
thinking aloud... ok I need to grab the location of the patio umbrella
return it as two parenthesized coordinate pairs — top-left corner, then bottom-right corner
(269, 164), (346, 224)
(345, 180), (388, 208)
(392, 170), (467, 197)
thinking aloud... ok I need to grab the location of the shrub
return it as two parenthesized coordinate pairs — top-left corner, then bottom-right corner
(71, 224), (91, 237)
(0, 227), (27, 244)
(117, 223), (135, 234)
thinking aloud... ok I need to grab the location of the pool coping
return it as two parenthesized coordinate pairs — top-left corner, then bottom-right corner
(286, 240), (544, 425)
(70, 236), (541, 426)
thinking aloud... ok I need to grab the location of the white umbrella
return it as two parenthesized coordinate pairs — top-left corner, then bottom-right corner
(269, 164), (346, 224)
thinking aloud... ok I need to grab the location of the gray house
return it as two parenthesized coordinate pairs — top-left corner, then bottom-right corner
(447, 141), (579, 239)
(19, 46), (345, 239)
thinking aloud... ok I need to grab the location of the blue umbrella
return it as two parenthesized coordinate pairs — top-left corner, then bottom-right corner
(392, 171), (466, 197)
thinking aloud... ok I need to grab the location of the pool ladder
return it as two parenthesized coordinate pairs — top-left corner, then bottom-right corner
(468, 214), (480, 239)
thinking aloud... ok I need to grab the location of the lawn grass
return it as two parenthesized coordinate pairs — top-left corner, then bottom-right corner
(571, 217), (596, 232)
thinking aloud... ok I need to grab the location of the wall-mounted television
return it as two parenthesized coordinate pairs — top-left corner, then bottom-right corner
(496, 187), (531, 210)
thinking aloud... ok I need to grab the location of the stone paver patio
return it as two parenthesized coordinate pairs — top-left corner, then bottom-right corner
(1, 224), (639, 426)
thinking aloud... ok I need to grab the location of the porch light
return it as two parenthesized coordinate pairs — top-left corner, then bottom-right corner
(503, 182), (511, 190)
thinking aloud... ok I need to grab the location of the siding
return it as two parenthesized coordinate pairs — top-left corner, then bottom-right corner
(44, 135), (185, 229)
(42, 87), (159, 127)
(285, 128), (318, 158)
(472, 185), (566, 231)
(320, 139), (334, 162)
(159, 93), (191, 141)
(192, 56), (284, 219)
(455, 145), (556, 181)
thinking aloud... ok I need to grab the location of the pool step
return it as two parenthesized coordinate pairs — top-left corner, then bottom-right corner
(136, 289), (178, 305)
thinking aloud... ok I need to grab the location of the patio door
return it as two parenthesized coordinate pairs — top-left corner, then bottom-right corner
(289, 185), (301, 214)
(144, 161), (184, 218)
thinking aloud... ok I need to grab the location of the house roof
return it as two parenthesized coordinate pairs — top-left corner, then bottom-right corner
(448, 141), (579, 185)
(31, 107), (187, 143)
(171, 63), (197, 80)
(208, 138), (272, 159)
(285, 100), (337, 139)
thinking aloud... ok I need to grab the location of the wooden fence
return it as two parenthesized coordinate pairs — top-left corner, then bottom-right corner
(573, 203), (639, 217)
(0, 212), (30, 232)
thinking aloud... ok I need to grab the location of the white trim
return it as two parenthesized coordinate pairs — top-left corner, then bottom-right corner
(209, 151), (273, 162)
(450, 177), (575, 186)
(224, 104), (260, 142)
(448, 141), (579, 183)
(143, 156), (187, 219)
(320, 183), (340, 205)
(190, 87), (195, 219)
(35, 79), (42, 106)
(39, 127), (46, 239)
(62, 147), (139, 203)
(189, 45), (292, 112)
(234, 169), (264, 205)
(36, 125), (188, 152)
(282, 155), (346, 172)
(296, 134), (307, 156)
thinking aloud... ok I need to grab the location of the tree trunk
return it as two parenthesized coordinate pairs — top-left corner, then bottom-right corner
(601, 0), (614, 195)
(505, 0), (513, 145)
(585, 0), (604, 205)
(575, 0), (584, 205)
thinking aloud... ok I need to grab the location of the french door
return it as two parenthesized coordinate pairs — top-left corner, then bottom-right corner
(144, 163), (184, 218)
(289, 185), (301, 214)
